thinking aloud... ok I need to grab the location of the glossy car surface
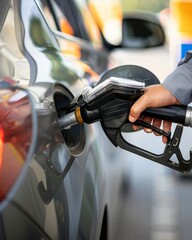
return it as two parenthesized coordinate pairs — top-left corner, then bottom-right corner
(0, 0), (128, 239)
(0, 0), (165, 239)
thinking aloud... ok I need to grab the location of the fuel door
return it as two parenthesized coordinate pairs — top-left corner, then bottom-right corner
(29, 83), (86, 204)
(53, 84), (85, 155)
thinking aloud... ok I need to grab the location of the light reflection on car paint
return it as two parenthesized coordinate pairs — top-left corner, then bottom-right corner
(0, 86), (33, 201)
(0, 0), (119, 239)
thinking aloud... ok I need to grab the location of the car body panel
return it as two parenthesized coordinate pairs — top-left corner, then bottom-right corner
(0, 1), (125, 239)
(0, 0), (166, 239)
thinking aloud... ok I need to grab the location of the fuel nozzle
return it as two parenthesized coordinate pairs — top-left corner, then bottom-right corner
(57, 64), (192, 173)
(58, 77), (145, 129)
(58, 105), (100, 129)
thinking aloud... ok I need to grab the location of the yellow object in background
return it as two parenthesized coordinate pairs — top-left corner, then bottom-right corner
(88, 0), (123, 45)
(169, 0), (192, 67)
(171, 0), (192, 37)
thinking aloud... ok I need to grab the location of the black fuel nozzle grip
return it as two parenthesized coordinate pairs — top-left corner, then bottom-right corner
(92, 65), (192, 173)
(100, 102), (192, 173)
(78, 77), (144, 126)
(114, 124), (192, 174)
(78, 81), (192, 173)
(79, 95), (136, 130)
(99, 103), (192, 173)
(58, 70), (192, 173)
(90, 88), (192, 173)
(143, 105), (188, 126)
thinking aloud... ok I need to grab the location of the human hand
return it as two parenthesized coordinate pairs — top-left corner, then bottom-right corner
(129, 84), (180, 143)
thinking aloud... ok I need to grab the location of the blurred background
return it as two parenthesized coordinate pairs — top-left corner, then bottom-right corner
(88, 0), (192, 71)
(122, 0), (168, 12)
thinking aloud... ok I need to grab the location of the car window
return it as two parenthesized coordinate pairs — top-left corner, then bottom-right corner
(0, 5), (30, 81)
(37, 0), (75, 35)
(38, 0), (102, 47)
(72, 0), (102, 46)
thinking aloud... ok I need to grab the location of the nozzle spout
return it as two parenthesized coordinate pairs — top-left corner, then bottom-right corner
(58, 111), (78, 129)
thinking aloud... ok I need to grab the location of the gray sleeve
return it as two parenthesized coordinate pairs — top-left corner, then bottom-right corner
(162, 51), (192, 105)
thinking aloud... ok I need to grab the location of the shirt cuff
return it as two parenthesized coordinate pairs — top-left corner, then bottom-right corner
(162, 58), (192, 105)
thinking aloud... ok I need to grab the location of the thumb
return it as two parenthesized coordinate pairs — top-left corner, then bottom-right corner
(129, 96), (148, 122)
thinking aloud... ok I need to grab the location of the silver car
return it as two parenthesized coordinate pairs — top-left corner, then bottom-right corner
(0, 0), (165, 239)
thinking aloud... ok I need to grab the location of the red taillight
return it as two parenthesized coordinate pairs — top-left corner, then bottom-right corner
(0, 127), (4, 169)
(0, 87), (33, 201)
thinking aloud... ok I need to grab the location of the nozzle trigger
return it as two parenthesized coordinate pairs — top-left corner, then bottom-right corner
(134, 120), (171, 139)
(113, 124), (192, 174)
